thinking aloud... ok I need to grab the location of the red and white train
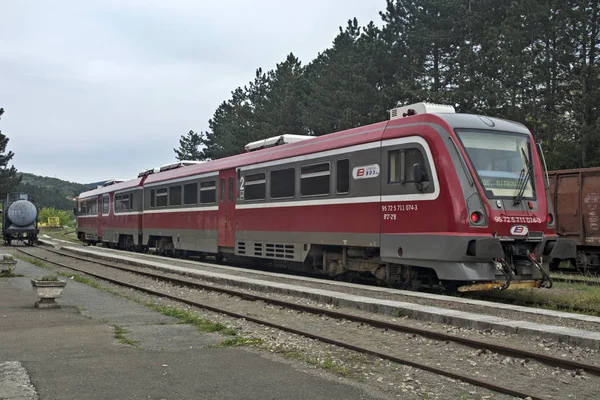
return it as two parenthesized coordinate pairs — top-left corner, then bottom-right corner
(75, 102), (575, 292)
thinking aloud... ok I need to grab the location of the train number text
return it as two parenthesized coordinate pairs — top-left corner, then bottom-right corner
(381, 204), (418, 212)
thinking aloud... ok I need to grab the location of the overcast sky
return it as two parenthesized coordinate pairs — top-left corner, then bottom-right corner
(0, 0), (384, 184)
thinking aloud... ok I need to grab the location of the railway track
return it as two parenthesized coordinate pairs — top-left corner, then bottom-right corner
(13, 245), (600, 400)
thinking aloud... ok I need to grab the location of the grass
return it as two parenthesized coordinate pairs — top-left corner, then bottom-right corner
(113, 325), (140, 347)
(210, 337), (265, 348)
(148, 304), (238, 336)
(0, 271), (24, 278)
(471, 281), (600, 315)
(280, 351), (350, 377)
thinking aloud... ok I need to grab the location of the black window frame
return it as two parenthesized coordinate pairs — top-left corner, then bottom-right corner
(270, 167), (295, 199)
(183, 182), (198, 205)
(244, 172), (266, 201)
(155, 187), (168, 207)
(200, 180), (216, 204)
(169, 185), (182, 206)
(300, 162), (331, 197)
(336, 159), (350, 195)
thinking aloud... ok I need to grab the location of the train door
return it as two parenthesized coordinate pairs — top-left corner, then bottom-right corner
(97, 194), (103, 239)
(217, 169), (237, 249)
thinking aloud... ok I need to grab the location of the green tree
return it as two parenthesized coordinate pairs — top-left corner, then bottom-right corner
(0, 108), (21, 201)
(173, 130), (203, 161)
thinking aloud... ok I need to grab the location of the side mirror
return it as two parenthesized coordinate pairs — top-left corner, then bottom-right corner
(413, 163), (424, 184)
(73, 207), (77, 216)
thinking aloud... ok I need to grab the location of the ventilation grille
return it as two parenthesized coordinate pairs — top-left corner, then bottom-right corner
(254, 243), (263, 257)
(237, 241), (246, 255)
(265, 243), (295, 259)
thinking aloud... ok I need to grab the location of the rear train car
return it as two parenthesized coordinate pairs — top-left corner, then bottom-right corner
(76, 102), (576, 291)
(76, 178), (144, 249)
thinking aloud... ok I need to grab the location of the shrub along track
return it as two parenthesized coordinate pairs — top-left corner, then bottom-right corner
(13, 244), (600, 400)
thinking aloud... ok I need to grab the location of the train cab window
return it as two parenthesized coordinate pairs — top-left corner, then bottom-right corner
(388, 148), (428, 184)
(270, 168), (295, 199)
(220, 179), (225, 202)
(336, 159), (350, 194)
(301, 162), (330, 197)
(169, 185), (182, 206)
(184, 183), (198, 205)
(156, 188), (168, 207)
(150, 190), (155, 208)
(244, 173), (266, 201)
(405, 149), (428, 182)
(228, 177), (234, 202)
(200, 181), (216, 204)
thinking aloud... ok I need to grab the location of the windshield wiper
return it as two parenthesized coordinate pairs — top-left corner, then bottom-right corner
(513, 148), (532, 205)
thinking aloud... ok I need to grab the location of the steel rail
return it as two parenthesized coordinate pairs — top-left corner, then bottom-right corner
(24, 246), (600, 376)
(14, 246), (596, 399)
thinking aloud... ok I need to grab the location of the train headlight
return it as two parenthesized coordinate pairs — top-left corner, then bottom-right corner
(547, 213), (554, 226)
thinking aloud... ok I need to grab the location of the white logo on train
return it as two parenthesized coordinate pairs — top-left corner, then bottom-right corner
(352, 164), (380, 180)
(509, 225), (529, 236)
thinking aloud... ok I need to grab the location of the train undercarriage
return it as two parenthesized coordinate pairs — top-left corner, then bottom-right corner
(76, 233), (559, 293)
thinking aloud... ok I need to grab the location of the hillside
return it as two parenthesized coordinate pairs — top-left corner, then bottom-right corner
(14, 173), (100, 210)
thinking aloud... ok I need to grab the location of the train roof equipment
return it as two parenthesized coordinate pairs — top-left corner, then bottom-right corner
(138, 161), (204, 177)
(389, 102), (456, 120)
(244, 134), (314, 153)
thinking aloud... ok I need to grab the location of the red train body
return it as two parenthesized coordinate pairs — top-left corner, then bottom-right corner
(76, 102), (575, 291)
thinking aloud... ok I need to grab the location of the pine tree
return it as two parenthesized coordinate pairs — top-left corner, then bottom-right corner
(0, 108), (21, 201)
(173, 130), (203, 161)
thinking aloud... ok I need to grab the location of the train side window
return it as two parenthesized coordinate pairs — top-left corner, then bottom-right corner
(114, 195), (122, 212)
(125, 194), (132, 211)
(102, 195), (109, 214)
(169, 185), (182, 206)
(184, 183), (198, 205)
(200, 181), (216, 204)
(270, 168), (295, 199)
(150, 190), (155, 208)
(156, 188), (168, 207)
(336, 159), (350, 194)
(301, 162), (330, 197)
(404, 148), (428, 182)
(228, 177), (234, 202)
(244, 172), (266, 201)
(220, 179), (225, 202)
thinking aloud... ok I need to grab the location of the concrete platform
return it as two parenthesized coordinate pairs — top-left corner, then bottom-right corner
(0, 258), (381, 400)
(61, 245), (600, 350)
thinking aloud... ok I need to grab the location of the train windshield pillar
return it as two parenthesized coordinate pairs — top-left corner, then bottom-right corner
(455, 130), (535, 200)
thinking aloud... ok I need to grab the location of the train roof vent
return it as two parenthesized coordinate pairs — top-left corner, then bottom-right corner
(137, 161), (203, 177)
(244, 134), (313, 153)
(389, 102), (456, 120)
(102, 179), (125, 187)
(159, 160), (204, 172)
(138, 167), (160, 178)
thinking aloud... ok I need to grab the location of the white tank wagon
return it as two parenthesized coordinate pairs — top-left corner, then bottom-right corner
(1, 193), (39, 246)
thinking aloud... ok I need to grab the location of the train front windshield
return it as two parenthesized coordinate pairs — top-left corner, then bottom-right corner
(456, 130), (535, 200)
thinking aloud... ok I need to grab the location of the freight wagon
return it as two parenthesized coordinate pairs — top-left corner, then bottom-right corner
(548, 167), (600, 273)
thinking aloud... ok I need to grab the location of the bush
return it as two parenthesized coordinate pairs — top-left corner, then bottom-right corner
(38, 207), (75, 228)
